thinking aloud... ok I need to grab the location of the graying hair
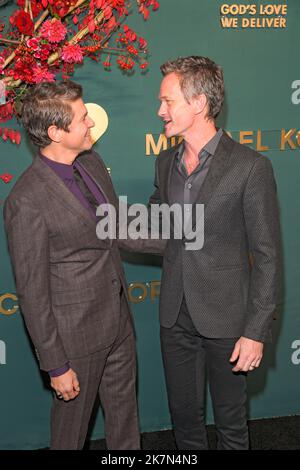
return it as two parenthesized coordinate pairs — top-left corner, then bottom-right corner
(161, 56), (224, 119)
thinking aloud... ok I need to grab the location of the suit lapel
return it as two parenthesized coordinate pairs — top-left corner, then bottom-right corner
(76, 153), (117, 247)
(184, 132), (235, 240)
(76, 152), (114, 207)
(32, 156), (97, 229)
(195, 132), (234, 206)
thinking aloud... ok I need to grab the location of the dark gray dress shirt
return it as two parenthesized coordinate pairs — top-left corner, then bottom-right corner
(169, 128), (223, 208)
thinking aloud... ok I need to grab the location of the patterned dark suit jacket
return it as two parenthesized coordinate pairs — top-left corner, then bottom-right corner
(149, 132), (281, 341)
(4, 151), (162, 371)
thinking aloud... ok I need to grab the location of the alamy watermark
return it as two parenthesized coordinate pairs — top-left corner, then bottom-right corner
(291, 80), (300, 105)
(291, 340), (300, 365)
(96, 196), (205, 251)
(0, 340), (6, 365)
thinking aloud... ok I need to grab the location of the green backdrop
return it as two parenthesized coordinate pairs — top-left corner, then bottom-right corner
(0, 0), (299, 449)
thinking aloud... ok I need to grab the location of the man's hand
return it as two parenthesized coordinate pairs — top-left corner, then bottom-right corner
(50, 368), (80, 401)
(230, 336), (264, 372)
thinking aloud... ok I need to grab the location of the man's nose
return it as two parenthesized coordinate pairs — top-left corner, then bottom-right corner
(158, 102), (165, 117)
(88, 116), (95, 128)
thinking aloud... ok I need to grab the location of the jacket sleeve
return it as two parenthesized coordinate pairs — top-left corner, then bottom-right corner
(242, 157), (282, 342)
(3, 195), (68, 371)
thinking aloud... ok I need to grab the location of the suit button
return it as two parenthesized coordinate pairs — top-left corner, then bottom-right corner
(112, 279), (118, 285)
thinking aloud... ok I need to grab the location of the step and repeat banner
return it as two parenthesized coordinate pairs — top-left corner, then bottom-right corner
(0, 0), (299, 449)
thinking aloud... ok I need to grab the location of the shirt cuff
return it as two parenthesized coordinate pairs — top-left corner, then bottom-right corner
(48, 363), (70, 377)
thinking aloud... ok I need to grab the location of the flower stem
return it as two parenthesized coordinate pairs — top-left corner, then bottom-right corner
(0, 38), (20, 45)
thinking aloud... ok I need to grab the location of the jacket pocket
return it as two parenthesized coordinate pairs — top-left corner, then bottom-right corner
(210, 264), (247, 271)
(52, 287), (96, 306)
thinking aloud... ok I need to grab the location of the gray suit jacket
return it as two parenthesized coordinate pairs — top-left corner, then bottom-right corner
(149, 132), (281, 342)
(4, 150), (162, 371)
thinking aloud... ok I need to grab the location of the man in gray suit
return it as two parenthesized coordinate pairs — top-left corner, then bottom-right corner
(4, 81), (161, 450)
(149, 56), (281, 449)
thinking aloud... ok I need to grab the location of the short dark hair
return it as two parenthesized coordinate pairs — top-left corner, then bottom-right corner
(160, 56), (224, 120)
(21, 80), (83, 148)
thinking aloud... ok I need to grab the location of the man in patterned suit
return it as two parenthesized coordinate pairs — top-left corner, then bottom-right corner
(149, 56), (281, 449)
(4, 81), (162, 449)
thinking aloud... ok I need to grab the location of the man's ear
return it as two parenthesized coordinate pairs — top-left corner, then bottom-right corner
(48, 125), (62, 143)
(193, 94), (207, 115)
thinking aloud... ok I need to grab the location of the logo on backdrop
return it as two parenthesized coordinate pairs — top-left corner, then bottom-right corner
(145, 130), (300, 156)
(0, 340), (6, 365)
(291, 340), (300, 365)
(0, 293), (19, 316)
(0, 287), (160, 311)
(291, 81), (300, 105)
(128, 281), (161, 303)
(220, 2), (287, 29)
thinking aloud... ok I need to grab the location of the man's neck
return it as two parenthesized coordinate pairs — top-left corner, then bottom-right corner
(41, 145), (77, 166)
(184, 121), (217, 160)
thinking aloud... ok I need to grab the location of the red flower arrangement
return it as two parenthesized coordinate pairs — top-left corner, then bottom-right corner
(0, 172), (14, 183)
(10, 9), (34, 35)
(39, 18), (67, 42)
(0, 126), (21, 144)
(0, 0), (160, 131)
(0, 100), (13, 122)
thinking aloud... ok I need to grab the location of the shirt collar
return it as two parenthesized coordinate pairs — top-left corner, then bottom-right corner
(176, 128), (223, 162)
(39, 151), (74, 180)
(205, 128), (223, 155)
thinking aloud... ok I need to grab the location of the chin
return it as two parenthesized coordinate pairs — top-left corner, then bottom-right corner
(83, 141), (93, 151)
(164, 128), (173, 138)
(165, 125), (179, 138)
(166, 131), (177, 139)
